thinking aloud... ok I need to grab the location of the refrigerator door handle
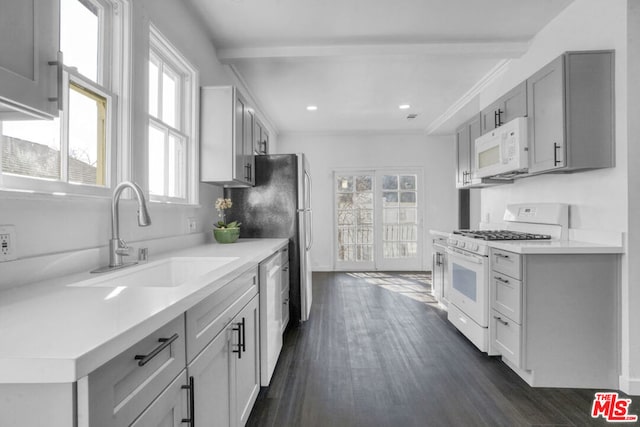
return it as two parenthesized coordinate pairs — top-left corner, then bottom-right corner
(306, 210), (313, 251)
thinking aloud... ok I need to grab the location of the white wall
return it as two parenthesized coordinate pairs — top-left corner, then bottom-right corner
(477, 0), (638, 394)
(277, 132), (457, 271)
(0, 0), (231, 288)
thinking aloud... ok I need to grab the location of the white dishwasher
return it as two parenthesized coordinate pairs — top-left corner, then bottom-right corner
(259, 251), (283, 386)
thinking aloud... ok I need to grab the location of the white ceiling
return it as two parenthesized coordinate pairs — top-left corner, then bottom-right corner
(187, 0), (573, 135)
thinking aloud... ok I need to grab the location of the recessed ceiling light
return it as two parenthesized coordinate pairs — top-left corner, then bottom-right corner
(306, 105), (318, 111)
(399, 104), (411, 110)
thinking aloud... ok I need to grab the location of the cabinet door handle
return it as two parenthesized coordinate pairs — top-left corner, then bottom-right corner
(493, 315), (509, 326)
(283, 298), (289, 304)
(495, 253), (510, 259)
(134, 333), (179, 367)
(553, 142), (562, 166)
(494, 276), (510, 284)
(232, 319), (243, 359)
(494, 110), (499, 128)
(283, 266), (289, 272)
(48, 51), (63, 110)
(497, 108), (504, 127)
(241, 317), (246, 353)
(181, 376), (195, 426)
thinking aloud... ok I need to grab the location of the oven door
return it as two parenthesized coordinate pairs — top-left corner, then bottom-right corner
(446, 247), (489, 327)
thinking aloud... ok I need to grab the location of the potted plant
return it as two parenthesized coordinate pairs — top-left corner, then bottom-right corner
(213, 198), (241, 243)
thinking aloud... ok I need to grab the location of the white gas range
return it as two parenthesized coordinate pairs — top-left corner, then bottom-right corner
(446, 203), (568, 354)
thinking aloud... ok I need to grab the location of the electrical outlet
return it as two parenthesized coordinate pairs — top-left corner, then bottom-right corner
(187, 218), (198, 233)
(0, 225), (17, 262)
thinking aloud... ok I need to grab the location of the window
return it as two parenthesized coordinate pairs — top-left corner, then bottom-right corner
(0, 0), (128, 196)
(147, 25), (198, 204)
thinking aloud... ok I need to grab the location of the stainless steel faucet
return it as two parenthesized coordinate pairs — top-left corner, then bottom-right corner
(92, 181), (152, 273)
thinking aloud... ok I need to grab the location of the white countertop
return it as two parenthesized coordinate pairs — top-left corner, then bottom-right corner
(429, 229), (450, 239)
(0, 238), (287, 384)
(486, 239), (624, 254)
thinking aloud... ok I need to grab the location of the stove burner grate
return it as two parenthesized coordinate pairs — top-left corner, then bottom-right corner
(453, 230), (552, 241)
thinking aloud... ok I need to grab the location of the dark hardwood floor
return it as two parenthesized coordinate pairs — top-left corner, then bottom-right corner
(247, 272), (639, 427)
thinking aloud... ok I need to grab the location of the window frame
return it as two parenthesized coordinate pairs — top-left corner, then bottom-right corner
(147, 24), (199, 205)
(0, 0), (129, 198)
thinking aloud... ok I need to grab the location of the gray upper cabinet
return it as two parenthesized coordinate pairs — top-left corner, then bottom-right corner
(480, 81), (527, 134)
(527, 51), (614, 174)
(0, 0), (61, 119)
(455, 116), (473, 188)
(201, 86), (256, 187)
(254, 118), (269, 155)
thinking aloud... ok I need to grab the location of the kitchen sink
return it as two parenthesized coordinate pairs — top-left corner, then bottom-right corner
(70, 257), (239, 288)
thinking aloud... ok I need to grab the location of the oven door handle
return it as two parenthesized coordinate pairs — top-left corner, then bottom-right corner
(446, 248), (484, 264)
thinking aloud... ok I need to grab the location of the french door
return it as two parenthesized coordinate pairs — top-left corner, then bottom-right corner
(334, 169), (423, 271)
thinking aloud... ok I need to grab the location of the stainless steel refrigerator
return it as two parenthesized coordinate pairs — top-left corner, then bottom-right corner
(224, 154), (313, 324)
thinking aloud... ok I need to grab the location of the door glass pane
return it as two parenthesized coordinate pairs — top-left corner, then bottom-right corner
(382, 174), (418, 259)
(336, 174), (374, 263)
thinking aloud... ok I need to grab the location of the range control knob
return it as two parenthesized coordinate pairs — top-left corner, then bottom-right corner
(459, 242), (466, 248)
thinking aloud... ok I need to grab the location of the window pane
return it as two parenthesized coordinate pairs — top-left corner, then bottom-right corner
(148, 125), (165, 195)
(61, 0), (99, 82)
(168, 134), (185, 198)
(400, 192), (416, 204)
(148, 58), (159, 118)
(382, 175), (398, 190)
(162, 67), (177, 128)
(355, 175), (372, 191)
(68, 83), (106, 186)
(382, 191), (398, 205)
(336, 176), (353, 192)
(400, 175), (416, 190)
(1, 119), (61, 180)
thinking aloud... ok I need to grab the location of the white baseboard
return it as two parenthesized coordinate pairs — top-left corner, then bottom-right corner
(620, 375), (640, 396)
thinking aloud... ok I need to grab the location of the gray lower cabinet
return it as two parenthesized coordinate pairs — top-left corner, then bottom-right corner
(489, 248), (619, 389)
(130, 371), (190, 427)
(234, 296), (261, 427)
(527, 51), (614, 174)
(480, 81), (527, 134)
(85, 315), (187, 427)
(188, 295), (260, 427)
(188, 327), (232, 427)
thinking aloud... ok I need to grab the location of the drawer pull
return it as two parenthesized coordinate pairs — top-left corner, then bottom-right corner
(283, 298), (289, 304)
(494, 276), (510, 284)
(181, 376), (195, 426)
(283, 266), (289, 272)
(134, 333), (179, 366)
(495, 253), (510, 259)
(493, 315), (509, 326)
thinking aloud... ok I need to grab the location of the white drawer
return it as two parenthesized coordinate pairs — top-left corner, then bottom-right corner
(448, 303), (489, 353)
(491, 249), (522, 280)
(86, 315), (186, 427)
(185, 266), (258, 363)
(491, 309), (521, 368)
(281, 285), (290, 333)
(491, 273), (522, 324)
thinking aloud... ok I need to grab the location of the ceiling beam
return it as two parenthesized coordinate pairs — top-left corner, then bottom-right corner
(216, 41), (530, 62)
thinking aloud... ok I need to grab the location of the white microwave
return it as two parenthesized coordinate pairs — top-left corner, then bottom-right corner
(474, 117), (528, 178)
